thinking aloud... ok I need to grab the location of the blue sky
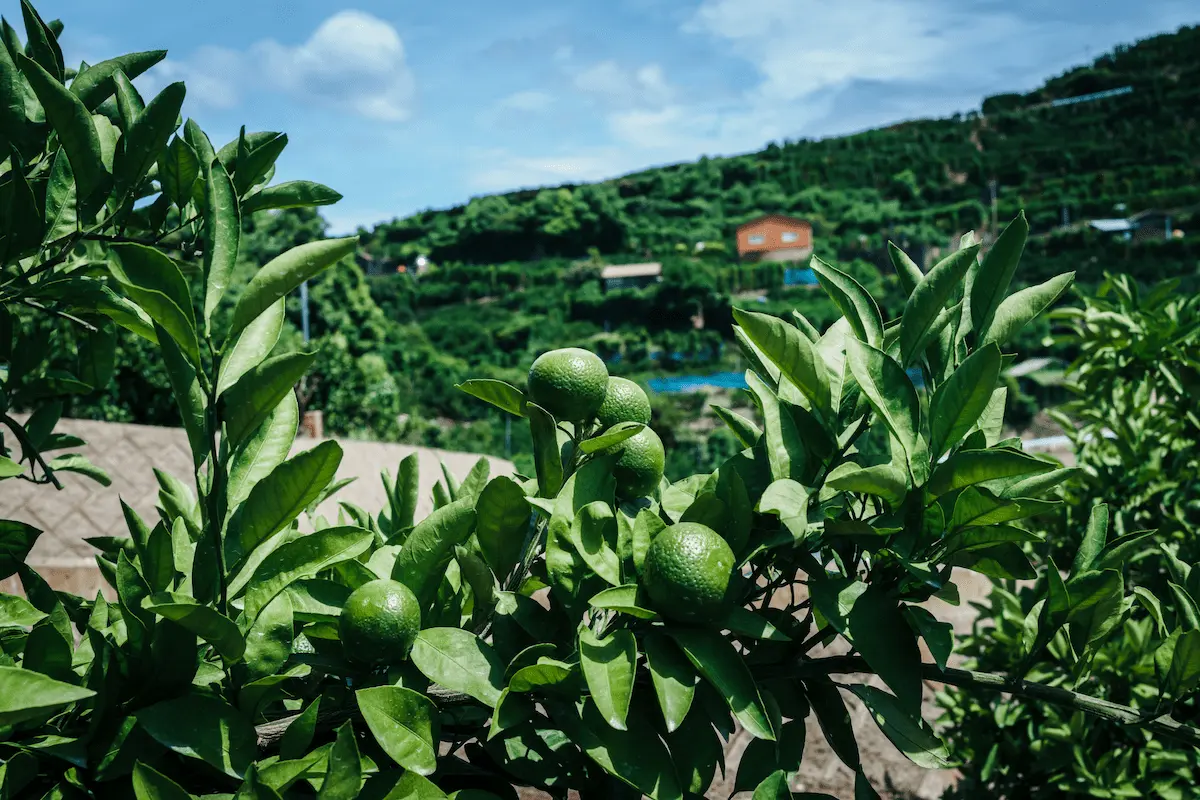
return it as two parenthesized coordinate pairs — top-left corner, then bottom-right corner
(18, 0), (1200, 233)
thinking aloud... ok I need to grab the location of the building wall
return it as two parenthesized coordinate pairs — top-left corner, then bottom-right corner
(755, 246), (815, 263)
(737, 218), (813, 257)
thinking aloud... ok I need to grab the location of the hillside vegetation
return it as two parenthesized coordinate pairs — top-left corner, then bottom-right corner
(362, 24), (1200, 263)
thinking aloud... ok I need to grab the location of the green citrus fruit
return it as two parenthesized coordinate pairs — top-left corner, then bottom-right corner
(605, 426), (664, 498)
(339, 579), (422, 666)
(596, 377), (652, 428)
(642, 522), (737, 623)
(527, 348), (609, 422)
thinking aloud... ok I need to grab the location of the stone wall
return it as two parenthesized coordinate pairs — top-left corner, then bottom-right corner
(0, 417), (514, 598)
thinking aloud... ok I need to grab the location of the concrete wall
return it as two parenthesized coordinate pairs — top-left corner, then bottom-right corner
(0, 417), (514, 598)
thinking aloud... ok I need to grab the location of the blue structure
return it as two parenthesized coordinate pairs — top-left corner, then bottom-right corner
(783, 268), (818, 287)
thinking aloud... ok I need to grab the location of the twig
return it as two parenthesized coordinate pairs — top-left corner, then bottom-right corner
(255, 685), (471, 751)
(0, 413), (62, 490)
(770, 655), (1200, 748)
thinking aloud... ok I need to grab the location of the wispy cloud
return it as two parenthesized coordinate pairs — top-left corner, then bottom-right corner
(151, 10), (415, 121)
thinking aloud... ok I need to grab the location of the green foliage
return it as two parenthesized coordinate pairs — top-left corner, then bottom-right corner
(4, 6), (1200, 798)
(939, 274), (1200, 797)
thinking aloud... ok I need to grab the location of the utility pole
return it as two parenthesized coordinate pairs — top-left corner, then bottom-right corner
(988, 179), (999, 234)
(300, 280), (311, 344)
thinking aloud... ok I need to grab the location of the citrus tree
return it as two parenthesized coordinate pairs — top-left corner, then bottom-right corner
(7, 4), (1200, 798)
(939, 274), (1200, 798)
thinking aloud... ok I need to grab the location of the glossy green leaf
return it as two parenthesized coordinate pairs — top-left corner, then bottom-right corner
(746, 372), (805, 483)
(1166, 630), (1200, 698)
(899, 243), (979, 366)
(317, 721), (362, 800)
(42, 148), (77, 245)
(926, 448), (1054, 497)
(136, 693), (256, 778)
(810, 256), (884, 347)
(723, 606), (791, 641)
(242, 526), (373, 620)
(734, 307), (831, 417)
(711, 404), (761, 447)
(929, 344), (1002, 457)
(202, 158), (240, 333)
(279, 696), (321, 760)
(563, 702), (684, 800)
(456, 379), (526, 417)
(848, 684), (952, 768)
(579, 628), (636, 730)
(0, 665), (94, 726)
(113, 80), (185, 199)
(159, 135), (199, 209)
(668, 628), (774, 740)
(888, 241), (924, 297)
(588, 584), (657, 619)
(572, 501), (621, 586)
(222, 351), (316, 448)
(0, 593), (47, 628)
(527, 402), (563, 498)
(411, 627), (504, 707)
(234, 440), (343, 556)
(70, 50), (165, 109)
(805, 676), (859, 770)
(1069, 503), (1110, 577)
(226, 390), (298, 508)
(144, 593), (245, 662)
(131, 761), (192, 800)
(474, 476), (530, 578)
(969, 211), (1028, 343)
(356, 685), (439, 775)
(380, 453), (419, 537)
(845, 337), (920, 468)
(580, 422), (644, 454)
(751, 770), (791, 800)
(826, 464), (907, 507)
(233, 132), (287, 194)
(20, 0), (63, 81)
(108, 244), (200, 366)
(18, 54), (104, 199)
(155, 323), (207, 468)
(241, 180), (342, 213)
(392, 497), (477, 603)
(508, 658), (576, 693)
(643, 632), (696, 733)
(227, 236), (358, 342)
(982, 272), (1074, 348)
(244, 591), (293, 682)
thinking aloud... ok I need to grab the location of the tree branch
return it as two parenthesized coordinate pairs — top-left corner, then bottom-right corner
(254, 685), (472, 751)
(774, 655), (1200, 748)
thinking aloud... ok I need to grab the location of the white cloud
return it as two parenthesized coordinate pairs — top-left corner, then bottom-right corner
(151, 10), (415, 122)
(573, 60), (673, 106)
(687, 0), (1022, 101)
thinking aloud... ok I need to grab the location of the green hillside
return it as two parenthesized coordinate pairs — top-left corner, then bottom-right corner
(362, 24), (1200, 265)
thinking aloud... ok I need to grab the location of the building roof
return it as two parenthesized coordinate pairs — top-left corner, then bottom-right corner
(600, 263), (662, 280)
(1088, 218), (1134, 233)
(737, 213), (811, 232)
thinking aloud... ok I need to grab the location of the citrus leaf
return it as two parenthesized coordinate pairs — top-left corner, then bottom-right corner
(643, 632), (696, 733)
(668, 628), (774, 740)
(847, 684), (952, 768)
(227, 237), (358, 342)
(579, 628), (636, 730)
(410, 628), (504, 708)
(356, 686), (438, 775)
(144, 593), (245, 662)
